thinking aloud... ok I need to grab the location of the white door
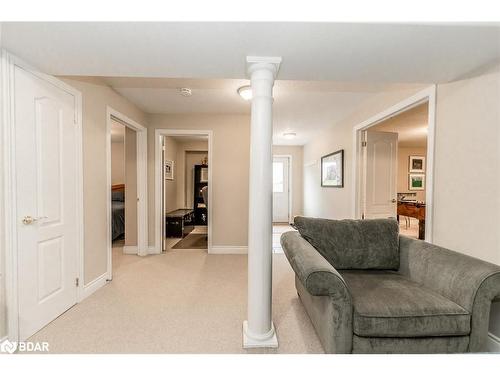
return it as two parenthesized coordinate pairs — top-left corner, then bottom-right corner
(363, 131), (398, 219)
(273, 157), (290, 223)
(14, 61), (80, 340)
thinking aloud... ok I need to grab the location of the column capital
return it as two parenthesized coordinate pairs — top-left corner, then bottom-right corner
(246, 56), (282, 79)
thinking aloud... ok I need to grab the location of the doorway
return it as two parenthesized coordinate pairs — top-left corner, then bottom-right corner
(272, 156), (291, 223)
(353, 87), (436, 242)
(155, 129), (213, 253)
(106, 107), (148, 280)
(272, 154), (294, 253)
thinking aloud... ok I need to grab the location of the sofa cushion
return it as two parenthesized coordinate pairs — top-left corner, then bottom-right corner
(294, 217), (399, 270)
(340, 270), (471, 338)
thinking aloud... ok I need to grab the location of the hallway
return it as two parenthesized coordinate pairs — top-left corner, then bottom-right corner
(27, 244), (323, 353)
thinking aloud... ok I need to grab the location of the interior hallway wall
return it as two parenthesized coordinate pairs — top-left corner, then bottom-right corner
(184, 150), (208, 209)
(125, 128), (138, 246)
(61, 77), (148, 285)
(163, 136), (178, 214)
(111, 140), (125, 185)
(432, 66), (500, 339)
(272, 145), (304, 219)
(147, 114), (250, 249)
(397, 146), (427, 202)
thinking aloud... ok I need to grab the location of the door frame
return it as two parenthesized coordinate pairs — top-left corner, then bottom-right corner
(272, 154), (293, 224)
(352, 86), (436, 242)
(106, 107), (148, 273)
(154, 129), (213, 254)
(1, 50), (84, 342)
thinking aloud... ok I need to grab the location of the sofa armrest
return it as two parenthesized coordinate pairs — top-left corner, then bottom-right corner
(398, 235), (500, 351)
(281, 231), (351, 300)
(281, 231), (353, 353)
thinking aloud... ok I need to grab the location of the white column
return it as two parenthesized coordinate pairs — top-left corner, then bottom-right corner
(243, 56), (281, 348)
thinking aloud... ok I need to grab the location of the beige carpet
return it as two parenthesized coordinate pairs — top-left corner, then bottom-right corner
(28, 245), (323, 354)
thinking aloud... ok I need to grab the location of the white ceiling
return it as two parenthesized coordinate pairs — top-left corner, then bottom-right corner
(100, 77), (422, 145)
(371, 102), (429, 147)
(3, 22), (497, 145)
(1, 22), (499, 83)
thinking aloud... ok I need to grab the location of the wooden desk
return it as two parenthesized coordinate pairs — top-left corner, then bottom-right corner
(397, 201), (426, 240)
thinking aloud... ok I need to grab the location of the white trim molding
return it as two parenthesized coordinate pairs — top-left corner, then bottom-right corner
(122, 245), (138, 255)
(211, 246), (248, 254)
(106, 107), (148, 281)
(352, 85), (437, 243)
(154, 129), (213, 254)
(1, 49), (84, 342)
(148, 246), (161, 255)
(81, 273), (109, 301)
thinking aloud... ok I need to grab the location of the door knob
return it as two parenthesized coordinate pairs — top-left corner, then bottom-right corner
(22, 215), (48, 225)
(391, 199), (397, 203)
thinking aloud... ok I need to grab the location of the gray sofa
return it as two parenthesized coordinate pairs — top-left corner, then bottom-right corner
(281, 216), (500, 353)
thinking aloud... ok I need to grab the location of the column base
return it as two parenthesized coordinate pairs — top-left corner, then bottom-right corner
(242, 320), (278, 349)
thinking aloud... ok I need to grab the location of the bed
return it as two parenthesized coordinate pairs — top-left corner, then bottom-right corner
(111, 184), (125, 241)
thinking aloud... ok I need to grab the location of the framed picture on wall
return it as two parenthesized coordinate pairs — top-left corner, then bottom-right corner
(409, 155), (426, 173)
(321, 149), (344, 188)
(409, 174), (425, 191)
(164, 160), (174, 180)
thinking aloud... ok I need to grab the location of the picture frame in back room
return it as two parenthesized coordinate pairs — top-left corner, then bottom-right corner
(164, 160), (174, 180)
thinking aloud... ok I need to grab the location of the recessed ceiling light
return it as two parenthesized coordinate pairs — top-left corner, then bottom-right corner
(237, 85), (252, 101)
(283, 132), (297, 139)
(179, 87), (192, 97)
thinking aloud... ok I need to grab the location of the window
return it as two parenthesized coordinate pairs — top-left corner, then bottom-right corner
(273, 162), (284, 193)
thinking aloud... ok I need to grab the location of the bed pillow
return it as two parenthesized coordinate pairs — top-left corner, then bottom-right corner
(112, 191), (125, 202)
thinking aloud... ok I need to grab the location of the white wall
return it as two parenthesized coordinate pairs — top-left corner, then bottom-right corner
(273, 145), (304, 218)
(61, 77), (148, 284)
(111, 141), (125, 185)
(163, 136), (178, 214)
(432, 67), (500, 339)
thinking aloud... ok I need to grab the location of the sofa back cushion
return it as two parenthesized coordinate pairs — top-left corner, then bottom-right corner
(294, 217), (399, 270)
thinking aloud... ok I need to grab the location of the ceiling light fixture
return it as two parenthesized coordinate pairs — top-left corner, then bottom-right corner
(237, 85), (252, 101)
(283, 132), (297, 140)
(179, 87), (192, 97)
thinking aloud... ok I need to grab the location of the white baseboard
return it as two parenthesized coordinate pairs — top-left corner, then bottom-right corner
(210, 246), (248, 254)
(487, 332), (500, 352)
(81, 273), (108, 300)
(122, 245), (138, 254)
(148, 245), (161, 254)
